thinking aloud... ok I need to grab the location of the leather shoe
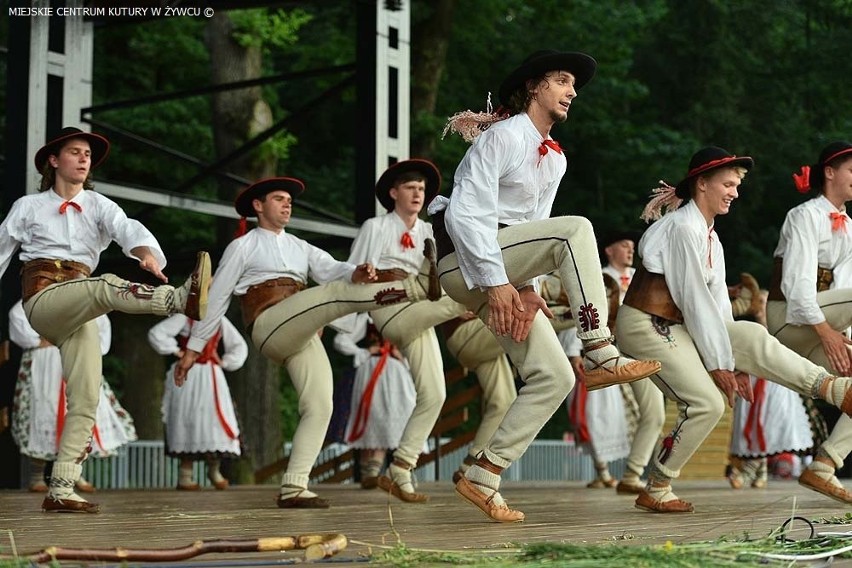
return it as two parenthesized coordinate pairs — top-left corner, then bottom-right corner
(276, 494), (330, 509)
(178, 251), (212, 321)
(615, 481), (644, 495)
(799, 468), (852, 504)
(455, 476), (524, 523)
(634, 490), (694, 513)
(28, 482), (48, 493)
(423, 238), (441, 301)
(585, 358), (661, 391)
(586, 478), (617, 488)
(176, 482), (201, 491)
(360, 476), (379, 489)
(377, 475), (429, 503)
(210, 478), (229, 490)
(42, 496), (100, 514)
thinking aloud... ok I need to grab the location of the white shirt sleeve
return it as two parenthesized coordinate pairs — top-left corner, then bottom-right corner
(187, 240), (245, 352)
(8, 300), (41, 349)
(348, 218), (384, 266)
(0, 200), (25, 280)
(663, 223), (735, 371)
(779, 207), (826, 325)
(219, 317), (249, 372)
(305, 241), (355, 285)
(96, 194), (167, 269)
(148, 314), (189, 356)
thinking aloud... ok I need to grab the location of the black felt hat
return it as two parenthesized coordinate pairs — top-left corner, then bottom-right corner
(674, 147), (754, 199)
(375, 159), (441, 212)
(806, 141), (852, 191)
(234, 177), (305, 218)
(34, 127), (110, 171)
(498, 50), (597, 105)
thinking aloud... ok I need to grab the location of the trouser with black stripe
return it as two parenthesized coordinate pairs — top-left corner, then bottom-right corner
(251, 277), (428, 488)
(617, 305), (829, 479)
(24, 274), (181, 472)
(437, 216), (610, 468)
(768, 292), (852, 468)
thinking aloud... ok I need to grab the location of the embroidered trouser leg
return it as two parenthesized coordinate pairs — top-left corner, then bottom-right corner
(446, 319), (516, 456)
(625, 378), (665, 476)
(277, 335), (333, 489)
(439, 216), (612, 341)
(24, 275), (180, 472)
(767, 295), (852, 468)
(386, 328), (446, 467)
(252, 279), (421, 363)
(618, 306), (831, 478)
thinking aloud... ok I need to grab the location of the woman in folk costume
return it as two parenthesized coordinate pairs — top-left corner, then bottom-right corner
(149, 313), (247, 490)
(766, 141), (852, 503)
(617, 146), (852, 513)
(10, 299), (137, 493)
(562, 274), (630, 488)
(727, 275), (818, 488)
(332, 312), (416, 489)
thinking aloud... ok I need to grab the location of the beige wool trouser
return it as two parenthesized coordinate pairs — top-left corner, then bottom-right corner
(624, 378), (666, 477)
(369, 282), (468, 468)
(438, 217), (612, 468)
(23, 274), (180, 469)
(767, 291), (852, 468)
(445, 318), (517, 457)
(616, 305), (828, 479)
(250, 277), (427, 489)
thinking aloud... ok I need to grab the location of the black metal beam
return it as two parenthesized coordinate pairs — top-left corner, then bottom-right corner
(82, 64), (355, 115)
(175, 73), (356, 193)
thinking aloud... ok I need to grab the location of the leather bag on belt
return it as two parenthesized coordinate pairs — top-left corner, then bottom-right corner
(374, 268), (409, 283)
(240, 277), (306, 328)
(21, 259), (91, 302)
(622, 265), (684, 323)
(767, 257), (833, 301)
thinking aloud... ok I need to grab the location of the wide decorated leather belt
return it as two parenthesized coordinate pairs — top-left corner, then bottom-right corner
(431, 211), (507, 261)
(21, 258), (91, 302)
(374, 268), (410, 283)
(767, 257), (833, 301)
(622, 265), (684, 323)
(240, 277), (306, 329)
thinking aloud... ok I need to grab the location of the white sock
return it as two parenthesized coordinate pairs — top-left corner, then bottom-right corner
(583, 339), (630, 371)
(808, 459), (843, 488)
(388, 463), (417, 494)
(279, 483), (317, 500)
(465, 465), (506, 507)
(48, 462), (85, 502)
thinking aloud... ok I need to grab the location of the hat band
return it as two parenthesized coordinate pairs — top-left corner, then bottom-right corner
(685, 156), (743, 178)
(823, 148), (852, 166)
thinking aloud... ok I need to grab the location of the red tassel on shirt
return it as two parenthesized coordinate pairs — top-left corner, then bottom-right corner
(400, 232), (415, 250)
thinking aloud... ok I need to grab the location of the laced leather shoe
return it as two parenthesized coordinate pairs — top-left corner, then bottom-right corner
(175, 251), (212, 321)
(799, 468), (852, 504)
(455, 476), (524, 523)
(42, 495), (100, 514)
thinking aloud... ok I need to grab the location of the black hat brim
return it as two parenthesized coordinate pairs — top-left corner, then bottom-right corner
(674, 156), (754, 199)
(375, 159), (441, 212)
(34, 128), (110, 172)
(499, 52), (597, 106)
(234, 177), (305, 218)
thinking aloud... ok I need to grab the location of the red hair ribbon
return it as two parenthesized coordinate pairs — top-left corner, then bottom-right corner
(233, 217), (248, 238)
(59, 201), (82, 214)
(400, 232), (415, 250)
(830, 212), (848, 233)
(792, 165), (811, 193)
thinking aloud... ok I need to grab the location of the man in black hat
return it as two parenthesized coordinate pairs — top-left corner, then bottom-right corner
(174, 176), (434, 509)
(0, 126), (212, 513)
(767, 141), (852, 504)
(617, 146), (852, 512)
(429, 50), (661, 522)
(344, 159), (516, 502)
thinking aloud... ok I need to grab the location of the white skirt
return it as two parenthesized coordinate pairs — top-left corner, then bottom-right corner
(344, 355), (416, 450)
(568, 383), (631, 463)
(730, 376), (813, 457)
(162, 361), (241, 457)
(12, 347), (137, 460)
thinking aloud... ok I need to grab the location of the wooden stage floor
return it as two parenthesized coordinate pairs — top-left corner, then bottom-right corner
(1, 479), (851, 566)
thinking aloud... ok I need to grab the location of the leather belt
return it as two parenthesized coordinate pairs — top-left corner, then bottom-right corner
(240, 277), (306, 329)
(374, 268), (410, 283)
(21, 259), (91, 302)
(767, 257), (833, 301)
(622, 265), (684, 323)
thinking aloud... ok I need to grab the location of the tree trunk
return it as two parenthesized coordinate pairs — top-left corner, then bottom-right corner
(411, 0), (457, 158)
(205, 12), (281, 484)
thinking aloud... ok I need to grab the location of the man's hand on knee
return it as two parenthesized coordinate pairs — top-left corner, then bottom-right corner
(487, 284), (521, 337)
(510, 287), (553, 342)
